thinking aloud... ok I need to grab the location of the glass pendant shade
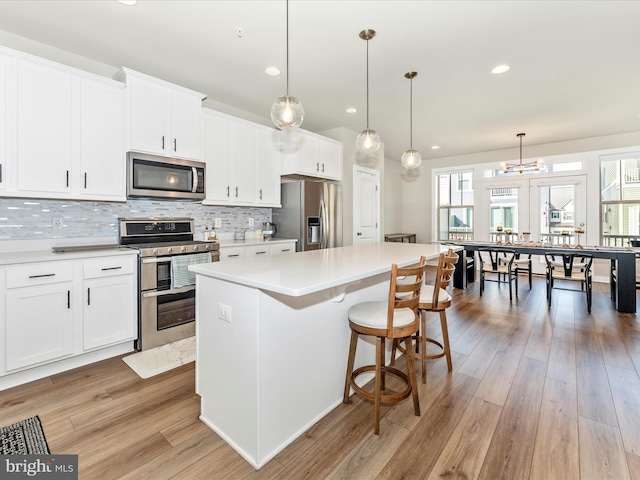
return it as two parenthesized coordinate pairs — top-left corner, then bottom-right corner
(401, 149), (422, 169)
(356, 128), (381, 154)
(271, 94), (304, 131)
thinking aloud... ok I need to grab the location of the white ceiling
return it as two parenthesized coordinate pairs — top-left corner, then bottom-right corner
(0, 0), (639, 163)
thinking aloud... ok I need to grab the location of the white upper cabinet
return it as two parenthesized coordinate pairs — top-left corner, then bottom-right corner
(202, 108), (282, 207)
(118, 68), (205, 161)
(280, 129), (342, 181)
(0, 46), (126, 201)
(79, 78), (125, 200)
(16, 59), (73, 194)
(0, 53), (5, 192)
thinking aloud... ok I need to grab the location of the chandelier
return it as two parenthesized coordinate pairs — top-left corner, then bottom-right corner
(500, 133), (542, 174)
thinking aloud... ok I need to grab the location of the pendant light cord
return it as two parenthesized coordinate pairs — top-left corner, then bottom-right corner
(286, 0), (290, 96)
(409, 76), (413, 149)
(366, 38), (370, 129)
(519, 133), (523, 166)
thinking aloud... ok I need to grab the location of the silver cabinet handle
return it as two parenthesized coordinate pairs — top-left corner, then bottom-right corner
(256, 251), (267, 255)
(29, 273), (55, 279)
(174, 138), (177, 152)
(87, 287), (91, 305)
(162, 135), (165, 150)
(101, 266), (122, 271)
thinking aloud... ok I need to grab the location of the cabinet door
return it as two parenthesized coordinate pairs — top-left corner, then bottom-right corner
(232, 122), (256, 203)
(0, 53), (5, 192)
(245, 244), (270, 258)
(80, 79), (125, 199)
(319, 140), (342, 180)
(16, 60), (73, 193)
(270, 242), (296, 255)
(6, 283), (73, 371)
(203, 111), (233, 203)
(128, 75), (169, 155)
(296, 133), (321, 176)
(84, 275), (136, 350)
(255, 127), (281, 206)
(170, 90), (202, 160)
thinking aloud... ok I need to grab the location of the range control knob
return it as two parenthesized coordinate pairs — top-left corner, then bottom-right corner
(152, 249), (160, 256)
(167, 247), (173, 254)
(193, 245), (200, 252)
(181, 246), (187, 253)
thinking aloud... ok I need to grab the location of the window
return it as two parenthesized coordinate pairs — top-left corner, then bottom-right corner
(489, 188), (518, 231)
(437, 171), (474, 241)
(601, 155), (640, 246)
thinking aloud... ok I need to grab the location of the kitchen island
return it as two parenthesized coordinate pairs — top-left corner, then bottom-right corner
(189, 242), (457, 469)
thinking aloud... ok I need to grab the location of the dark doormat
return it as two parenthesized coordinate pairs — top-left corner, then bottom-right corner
(0, 416), (50, 454)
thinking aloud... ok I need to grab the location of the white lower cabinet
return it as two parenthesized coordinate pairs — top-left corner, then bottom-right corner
(83, 256), (136, 351)
(6, 281), (73, 371)
(219, 241), (296, 261)
(2, 254), (137, 377)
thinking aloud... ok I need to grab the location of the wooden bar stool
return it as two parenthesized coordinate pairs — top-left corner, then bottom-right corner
(343, 256), (427, 435)
(392, 249), (459, 383)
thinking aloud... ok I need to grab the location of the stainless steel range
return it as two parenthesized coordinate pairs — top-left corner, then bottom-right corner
(119, 217), (219, 351)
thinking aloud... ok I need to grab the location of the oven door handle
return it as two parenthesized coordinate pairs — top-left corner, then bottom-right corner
(141, 257), (169, 264)
(142, 285), (195, 298)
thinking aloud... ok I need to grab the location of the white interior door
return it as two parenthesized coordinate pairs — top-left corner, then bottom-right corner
(353, 166), (380, 245)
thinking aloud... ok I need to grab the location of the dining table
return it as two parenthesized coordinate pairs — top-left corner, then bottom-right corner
(445, 240), (637, 313)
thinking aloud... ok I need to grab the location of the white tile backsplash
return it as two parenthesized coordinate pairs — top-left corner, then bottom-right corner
(0, 198), (271, 241)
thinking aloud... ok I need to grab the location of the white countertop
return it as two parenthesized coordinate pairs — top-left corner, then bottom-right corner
(0, 246), (137, 266)
(190, 242), (458, 297)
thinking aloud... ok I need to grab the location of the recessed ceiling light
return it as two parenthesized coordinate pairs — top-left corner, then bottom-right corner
(491, 64), (510, 74)
(264, 66), (281, 76)
(115, 0), (137, 5)
(345, 107), (357, 114)
(431, 145), (440, 150)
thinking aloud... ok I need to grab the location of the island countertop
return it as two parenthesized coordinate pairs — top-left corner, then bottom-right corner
(189, 242), (455, 297)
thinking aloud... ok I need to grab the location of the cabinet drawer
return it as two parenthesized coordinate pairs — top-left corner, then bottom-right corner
(84, 255), (136, 279)
(270, 243), (296, 255)
(245, 245), (270, 257)
(6, 261), (73, 289)
(219, 247), (245, 261)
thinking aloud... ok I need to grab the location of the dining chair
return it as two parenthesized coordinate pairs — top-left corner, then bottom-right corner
(513, 253), (532, 289)
(391, 249), (459, 383)
(477, 248), (518, 301)
(343, 256), (427, 435)
(544, 253), (594, 313)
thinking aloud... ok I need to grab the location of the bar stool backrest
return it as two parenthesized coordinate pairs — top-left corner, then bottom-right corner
(387, 256), (427, 338)
(432, 249), (459, 306)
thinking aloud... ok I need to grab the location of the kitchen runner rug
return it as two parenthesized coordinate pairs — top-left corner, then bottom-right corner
(123, 336), (195, 379)
(0, 416), (50, 455)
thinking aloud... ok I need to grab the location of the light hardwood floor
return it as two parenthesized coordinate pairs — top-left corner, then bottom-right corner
(1, 270), (639, 479)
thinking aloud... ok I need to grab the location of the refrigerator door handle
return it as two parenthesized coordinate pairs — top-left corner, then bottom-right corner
(320, 199), (327, 249)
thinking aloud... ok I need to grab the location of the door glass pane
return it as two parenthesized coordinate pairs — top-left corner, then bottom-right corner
(540, 184), (576, 244)
(439, 207), (473, 240)
(489, 188), (518, 231)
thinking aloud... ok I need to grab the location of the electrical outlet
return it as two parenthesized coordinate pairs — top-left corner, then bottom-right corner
(218, 303), (232, 323)
(214, 218), (222, 228)
(248, 217), (255, 227)
(52, 218), (63, 229)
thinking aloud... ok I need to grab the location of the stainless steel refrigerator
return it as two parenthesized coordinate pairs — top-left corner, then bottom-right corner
(272, 180), (342, 252)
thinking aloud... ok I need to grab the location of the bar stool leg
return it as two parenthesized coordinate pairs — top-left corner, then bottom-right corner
(374, 336), (383, 435)
(343, 330), (358, 404)
(420, 310), (427, 384)
(440, 310), (453, 371)
(404, 335), (421, 417)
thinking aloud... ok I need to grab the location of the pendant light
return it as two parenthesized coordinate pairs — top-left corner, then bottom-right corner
(271, 0), (304, 130)
(355, 29), (381, 154)
(500, 133), (542, 174)
(401, 71), (421, 169)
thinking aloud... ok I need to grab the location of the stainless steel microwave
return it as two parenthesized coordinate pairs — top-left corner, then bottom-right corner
(127, 152), (205, 200)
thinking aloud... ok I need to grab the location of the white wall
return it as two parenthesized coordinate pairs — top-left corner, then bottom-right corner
(402, 130), (640, 243)
(383, 158), (403, 235)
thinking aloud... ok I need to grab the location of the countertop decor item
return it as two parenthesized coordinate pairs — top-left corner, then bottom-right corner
(271, 0), (304, 130)
(500, 133), (542, 174)
(355, 29), (381, 154)
(401, 71), (422, 169)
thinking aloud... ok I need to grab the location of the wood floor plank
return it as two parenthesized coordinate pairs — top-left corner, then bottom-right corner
(523, 319), (553, 362)
(546, 327), (576, 384)
(457, 328), (508, 379)
(529, 378), (579, 480)
(477, 434), (533, 480)
(425, 397), (502, 480)
(474, 340), (525, 406)
(377, 373), (481, 480)
(627, 452), (640, 480)
(493, 356), (546, 448)
(599, 324), (636, 370)
(606, 364), (640, 456)
(578, 415), (631, 480)
(325, 418), (410, 480)
(576, 348), (618, 426)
